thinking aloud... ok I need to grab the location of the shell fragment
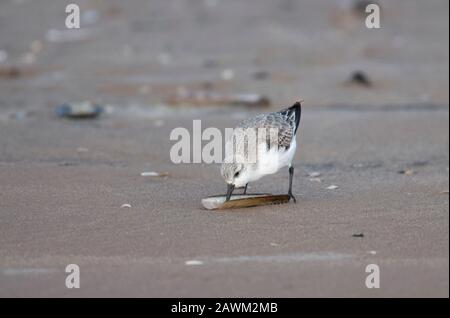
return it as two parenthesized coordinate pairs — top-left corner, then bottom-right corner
(201, 193), (291, 210)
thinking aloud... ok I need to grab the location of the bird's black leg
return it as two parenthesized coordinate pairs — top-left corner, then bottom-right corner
(288, 166), (296, 203)
(243, 183), (248, 194)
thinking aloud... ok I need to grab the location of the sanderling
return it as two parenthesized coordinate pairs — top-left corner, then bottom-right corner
(221, 102), (302, 202)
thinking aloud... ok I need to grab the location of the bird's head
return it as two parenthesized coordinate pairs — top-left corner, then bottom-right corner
(220, 161), (250, 200)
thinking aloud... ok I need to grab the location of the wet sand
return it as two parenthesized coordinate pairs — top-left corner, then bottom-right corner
(0, 0), (448, 297)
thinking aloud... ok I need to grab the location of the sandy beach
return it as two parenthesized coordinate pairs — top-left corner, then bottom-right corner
(0, 0), (448, 297)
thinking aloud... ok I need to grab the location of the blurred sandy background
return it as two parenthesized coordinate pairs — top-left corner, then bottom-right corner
(0, 0), (448, 297)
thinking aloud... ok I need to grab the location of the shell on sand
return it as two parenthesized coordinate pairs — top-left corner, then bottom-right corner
(201, 194), (290, 210)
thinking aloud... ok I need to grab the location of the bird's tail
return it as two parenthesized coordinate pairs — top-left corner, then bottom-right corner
(287, 101), (302, 133)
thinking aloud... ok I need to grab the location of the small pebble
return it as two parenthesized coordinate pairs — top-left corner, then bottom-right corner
(185, 260), (203, 266)
(327, 185), (339, 190)
(309, 178), (322, 183)
(55, 101), (103, 119)
(349, 70), (372, 87)
(120, 204), (132, 208)
(221, 69), (235, 81)
(352, 233), (364, 238)
(308, 172), (322, 178)
(231, 94), (270, 107)
(398, 169), (414, 176)
(141, 172), (159, 177)
(141, 171), (169, 177)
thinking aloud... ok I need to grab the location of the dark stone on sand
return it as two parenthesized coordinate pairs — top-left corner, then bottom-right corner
(349, 70), (372, 87)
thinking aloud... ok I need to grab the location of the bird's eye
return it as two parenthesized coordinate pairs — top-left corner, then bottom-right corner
(234, 171), (240, 178)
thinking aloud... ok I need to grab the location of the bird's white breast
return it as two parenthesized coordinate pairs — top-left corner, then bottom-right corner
(247, 138), (297, 183)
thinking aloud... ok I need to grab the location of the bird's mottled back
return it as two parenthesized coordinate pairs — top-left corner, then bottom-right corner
(236, 102), (301, 149)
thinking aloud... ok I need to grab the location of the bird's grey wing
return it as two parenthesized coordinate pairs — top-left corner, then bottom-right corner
(238, 113), (295, 149)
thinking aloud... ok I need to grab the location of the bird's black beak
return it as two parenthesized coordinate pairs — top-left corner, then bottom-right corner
(226, 184), (235, 201)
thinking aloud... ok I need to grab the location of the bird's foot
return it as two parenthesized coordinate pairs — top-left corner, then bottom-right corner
(288, 192), (296, 203)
